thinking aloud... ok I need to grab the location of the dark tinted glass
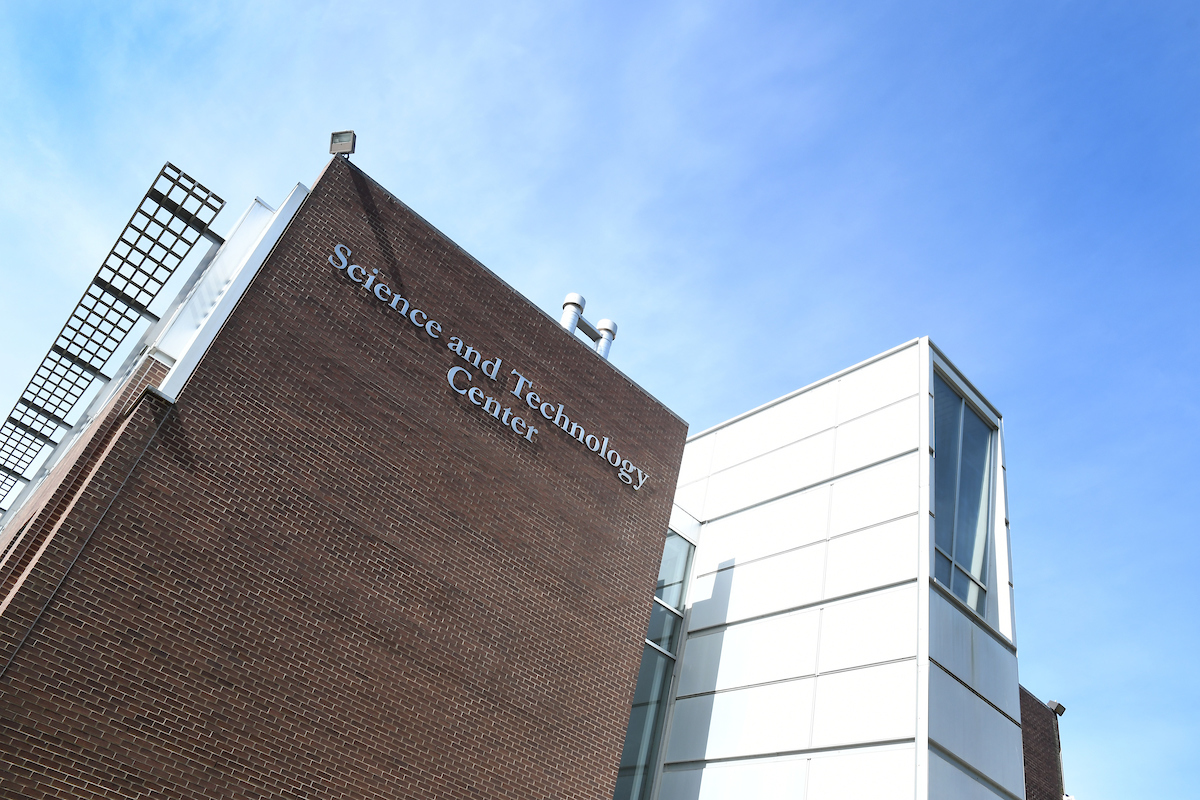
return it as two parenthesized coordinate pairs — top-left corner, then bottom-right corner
(646, 602), (682, 654)
(934, 551), (953, 586)
(656, 532), (692, 609)
(614, 645), (676, 800)
(932, 374), (961, 553)
(954, 407), (992, 581)
(951, 566), (972, 604)
(951, 567), (987, 616)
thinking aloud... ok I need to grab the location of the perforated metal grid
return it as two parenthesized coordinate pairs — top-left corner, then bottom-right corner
(0, 163), (223, 508)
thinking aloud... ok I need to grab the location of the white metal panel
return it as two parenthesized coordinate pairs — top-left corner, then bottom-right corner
(663, 678), (816, 762)
(670, 504), (703, 546)
(678, 433), (717, 487)
(659, 757), (808, 800)
(928, 590), (1020, 720)
(677, 608), (821, 696)
(686, 340), (921, 442)
(810, 660), (917, 748)
(703, 430), (836, 520)
(160, 184), (309, 401)
(828, 453), (919, 537)
(817, 585), (918, 674)
(993, 421), (1016, 642)
(835, 345), (920, 424)
(833, 395), (919, 476)
(673, 478), (709, 522)
(928, 663), (1025, 797)
(687, 544), (826, 631)
(916, 337), (934, 800)
(929, 747), (1016, 800)
(692, 486), (830, 577)
(823, 515), (918, 599)
(805, 745), (916, 800)
(154, 199), (276, 361)
(708, 381), (838, 474)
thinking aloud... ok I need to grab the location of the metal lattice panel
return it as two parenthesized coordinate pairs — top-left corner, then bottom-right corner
(0, 163), (224, 507)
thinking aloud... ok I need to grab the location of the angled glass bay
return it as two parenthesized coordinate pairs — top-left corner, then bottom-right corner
(933, 374), (961, 554)
(932, 371), (995, 613)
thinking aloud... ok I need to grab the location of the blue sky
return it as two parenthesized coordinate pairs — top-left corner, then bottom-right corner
(1, 2), (1197, 795)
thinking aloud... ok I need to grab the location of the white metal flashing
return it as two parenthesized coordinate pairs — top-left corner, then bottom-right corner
(916, 336), (933, 800)
(159, 183), (308, 402)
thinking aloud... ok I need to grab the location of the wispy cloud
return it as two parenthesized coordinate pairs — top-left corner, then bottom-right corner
(1, 4), (1198, 795)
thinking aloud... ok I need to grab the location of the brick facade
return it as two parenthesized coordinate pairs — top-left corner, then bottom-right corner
(0, 157), (687, 799)
(1020, 685), (1065, 800)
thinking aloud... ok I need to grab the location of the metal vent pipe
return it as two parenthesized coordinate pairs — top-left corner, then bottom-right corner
(558, 293), (617, 360)
(596, 319), (617, 359)
(560, 293), (585, 334)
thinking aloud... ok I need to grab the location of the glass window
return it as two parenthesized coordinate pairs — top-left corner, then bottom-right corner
(655, 533), (692, 609)
(613, 645), (675, 800)
(646, 601), (682, 653)
(614, 530), (694, 800)
(933, 373), (992, 616)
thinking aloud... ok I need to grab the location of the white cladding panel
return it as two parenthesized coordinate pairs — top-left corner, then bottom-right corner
(928, 663), (1025, 797)
(687, 544), (826, 631)
(660, 747), (917, 800)
(692, 486), (830, 577)
(709, 380), (838, 474)
(824, 515), (918, 599)
(929, 748), (1014, 800)
(833, 394), (920, 475)
(810, 660), (917, 748)
(664, 679), (816, 762)
(829, 452), (919, 536)
(677, 609), (820, 696)
(677, 434), (716, 487)
(660, 757), (809, 800)
(806, 746), (916, 800)
(836, 345), (920, 423)
(676, 583), (917, 699)
(687, 454), (921, 631)
(703, 429), (836, 519)
(817, 584), (918, 673)
(673, 478), (708, 521)
(657, 342), (1013, 800)
(929, 590), (1020, 719)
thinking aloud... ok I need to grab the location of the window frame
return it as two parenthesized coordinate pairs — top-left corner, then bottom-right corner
(613, 527), (695, 800)
(930, 360), (1001, 622)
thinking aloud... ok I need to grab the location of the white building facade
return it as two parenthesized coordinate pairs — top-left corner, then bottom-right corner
(617, 338), (1024, 800)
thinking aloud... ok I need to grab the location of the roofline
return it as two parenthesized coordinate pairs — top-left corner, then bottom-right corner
(329, 158), (687, 427)
(686, 338), (923, 442)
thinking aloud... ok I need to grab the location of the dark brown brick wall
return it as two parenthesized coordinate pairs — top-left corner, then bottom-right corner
(1020, 685), (1064, 800)
(0, 357), (169, 636)
(0, 156), (687, 799)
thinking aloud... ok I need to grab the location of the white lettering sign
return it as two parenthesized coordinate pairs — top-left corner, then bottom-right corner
(328, 244), (650, 491)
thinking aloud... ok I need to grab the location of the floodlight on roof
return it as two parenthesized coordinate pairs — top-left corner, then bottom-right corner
(1047, 700), (1066, 716)
(330, 131), (356, 156)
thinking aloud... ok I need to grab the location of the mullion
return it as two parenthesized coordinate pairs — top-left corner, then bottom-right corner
(950, 394), (964, 565)
(651, 596), (684, 619)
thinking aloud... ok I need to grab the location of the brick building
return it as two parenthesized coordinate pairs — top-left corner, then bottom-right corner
(0, 154), (1068, 800)
(0, 157), (687, 799)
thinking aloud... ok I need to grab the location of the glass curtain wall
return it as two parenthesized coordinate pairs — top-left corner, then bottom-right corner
(933, 373), (994, 615)
(613, 531), (694, 800)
